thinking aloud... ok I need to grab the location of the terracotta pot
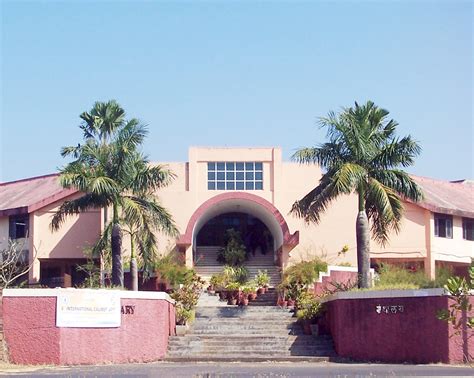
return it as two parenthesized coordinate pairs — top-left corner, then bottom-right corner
(175, 324), (189, 336)
(227, 298), (238, 305)
(257, 287), (264, 295)
(219, 291), (226, 300)
(281, 300), (288, 308)
(287, 299), (295, 308)
(240, 298), (249, 306)
(248, 293), (257, 301)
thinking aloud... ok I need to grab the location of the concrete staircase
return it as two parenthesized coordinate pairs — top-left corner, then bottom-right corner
(194, 246), (281, 287)
(167, 298), (337, 361)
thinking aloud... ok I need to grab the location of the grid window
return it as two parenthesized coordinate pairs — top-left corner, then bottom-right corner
(434, 213), (453, 238)
(463, 218), (474, 241)
(9, 215), (29, 239)
(207, 161), (263, 191)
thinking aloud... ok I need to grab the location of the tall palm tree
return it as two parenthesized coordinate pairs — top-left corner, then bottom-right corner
(291, 101), (423, 288)
(51, 101), (178, 288)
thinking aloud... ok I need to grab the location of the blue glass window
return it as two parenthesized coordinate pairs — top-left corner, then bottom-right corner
(207, 161), (264, 191)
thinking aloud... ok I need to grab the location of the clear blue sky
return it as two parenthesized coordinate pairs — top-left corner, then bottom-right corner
(1, 1), (472, 182)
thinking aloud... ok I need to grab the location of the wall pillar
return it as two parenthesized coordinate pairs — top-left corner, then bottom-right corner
(185, 246), (193, 268)
(0, 289), (5, 362)
(425, 210), (435, 280)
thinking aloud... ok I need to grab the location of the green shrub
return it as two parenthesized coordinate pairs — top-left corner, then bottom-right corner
(222, 265), (248, 284)
(296, 291), (323, 321)
(170, 271), (205, 324)
(279, 258), (328, 299)
(256, 269), (270, 287)
(242, 283), (257, 295)
(216, 229), (247, 266)
(209, 273), (226, 290)
(176, 305), (194, 325)
(225, 281), (241, 291)
(374, 263), (454, 290)
(153, 252), (193, 286)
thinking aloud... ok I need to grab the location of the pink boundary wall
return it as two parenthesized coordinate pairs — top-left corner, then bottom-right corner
(2, 289), (176, 365)
(323, 289), (474, 364)
(314, 266), (374, 295)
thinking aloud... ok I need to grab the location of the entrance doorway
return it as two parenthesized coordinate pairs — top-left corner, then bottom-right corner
(195, 212), (275, 267)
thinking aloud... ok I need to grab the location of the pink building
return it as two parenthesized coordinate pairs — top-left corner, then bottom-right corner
(0, 147), (472, 286)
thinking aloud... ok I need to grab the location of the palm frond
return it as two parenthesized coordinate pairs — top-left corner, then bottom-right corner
(292, 142), (347, 168)
(124, 195), (179, 237)
(373, 135), (422, 169)
(365, 178), (404, 245)
(80, 100), (126, 143)
(291, 170), (341, 224)
(371, 169), (424, 202)
(60, 144), (82, 158)
(332, 163), (366, 194)
(91, 221), (114, 256)
(50, 193), (109, 231)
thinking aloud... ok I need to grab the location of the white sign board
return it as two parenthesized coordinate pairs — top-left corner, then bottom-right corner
(56, 289), (121, 328)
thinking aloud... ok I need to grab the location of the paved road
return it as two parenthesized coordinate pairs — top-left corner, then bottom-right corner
(1, 361), (473, 377)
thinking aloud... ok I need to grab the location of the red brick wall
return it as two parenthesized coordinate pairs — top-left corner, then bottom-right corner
(3, 294), (175, 365)
(325, 294), (473, 364)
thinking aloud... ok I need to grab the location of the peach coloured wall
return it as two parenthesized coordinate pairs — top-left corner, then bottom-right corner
(370, 203), (429, 260)
(155, 147), (361, 267)
(29, 194), (101, 283)
(153, 147), (474, 269)
(430, 214), (473, 264)
(2, 289), (175, 365)
(0, 217), (9, 252)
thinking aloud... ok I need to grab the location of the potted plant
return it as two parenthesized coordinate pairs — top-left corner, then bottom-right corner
(209, 272), (227, 300)
(175, 305), (193, 336)
(287, 296), (295, 308)
(246, 281), (258, 300)
(241, 286), (254, 305)
(256, 269), (270, 292)
(208, 274), (221, 295)
(226, 282), (240, 305)
(295, 291), (322, 335)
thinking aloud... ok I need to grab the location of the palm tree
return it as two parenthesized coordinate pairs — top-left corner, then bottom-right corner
(51, 100), (178, 288)
(291, 101), (423, 288)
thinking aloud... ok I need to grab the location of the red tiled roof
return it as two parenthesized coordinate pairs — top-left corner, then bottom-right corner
(411, 175), (474, 218)
(0, 174), (78, 216)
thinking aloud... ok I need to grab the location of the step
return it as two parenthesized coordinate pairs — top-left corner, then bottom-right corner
(167, 348), (336, 357)
(169, 335), (333, 345)
(167, 289), (336, 361)
(165, 355), (335, 363)
(190, 324), (302, 334)
(195, 307), (293, 318)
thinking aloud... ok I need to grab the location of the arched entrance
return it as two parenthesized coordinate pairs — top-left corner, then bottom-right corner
(177, 192), (299, 269)
(196, 212), (275, 266)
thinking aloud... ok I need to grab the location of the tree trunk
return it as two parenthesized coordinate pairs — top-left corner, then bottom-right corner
(111, 223), (123, 287)
(130, 236), (138, 291)
(130, 258), (138, 291)
(356, 211), (371, 288)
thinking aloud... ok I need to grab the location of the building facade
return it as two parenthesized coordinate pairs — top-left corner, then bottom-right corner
(0, 147), (472, 286)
